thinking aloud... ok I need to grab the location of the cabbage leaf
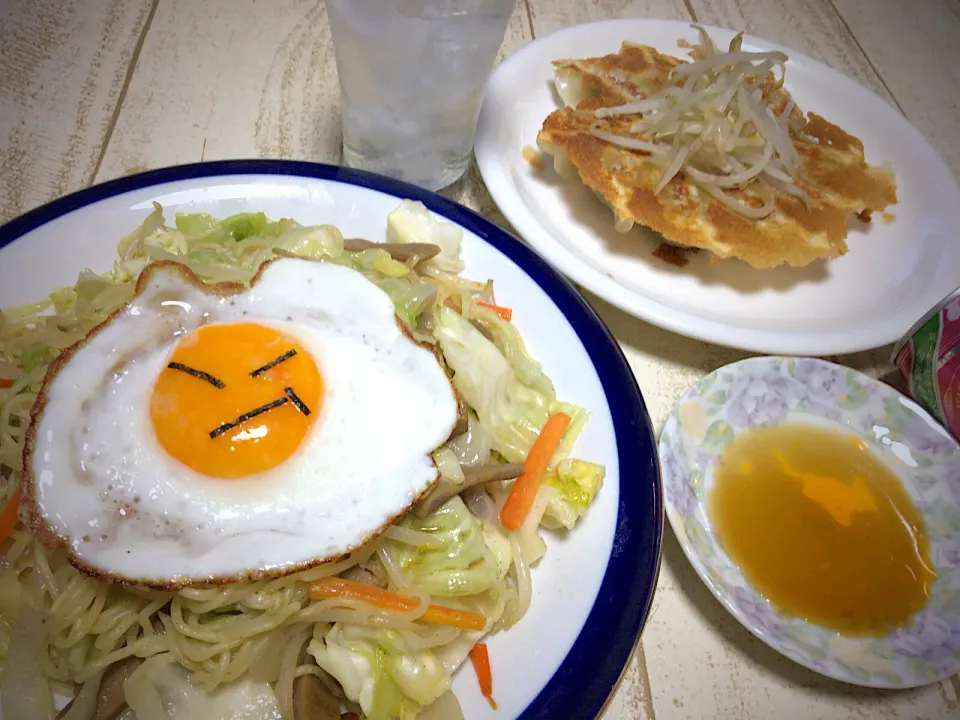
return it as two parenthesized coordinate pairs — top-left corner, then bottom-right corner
(541, 459), (605, 530)
(309, 625), (449, 720)
(433, 305), (552, 463)
(387, 201), (464, 274)
(388, 496), (499, 597)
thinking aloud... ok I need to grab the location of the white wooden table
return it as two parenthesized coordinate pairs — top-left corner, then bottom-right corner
(2, 0), (959, 717)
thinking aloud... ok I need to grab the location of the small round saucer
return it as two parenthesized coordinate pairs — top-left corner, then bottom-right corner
(660, 356), (960, 688)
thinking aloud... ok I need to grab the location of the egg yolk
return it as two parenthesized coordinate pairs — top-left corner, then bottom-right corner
(150, 322), (322, 479)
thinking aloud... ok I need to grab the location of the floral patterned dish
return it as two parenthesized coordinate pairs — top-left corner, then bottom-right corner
(660, 356), (960, 688)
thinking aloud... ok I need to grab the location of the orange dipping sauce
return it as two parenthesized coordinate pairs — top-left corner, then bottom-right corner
(709, 423), (935, 636)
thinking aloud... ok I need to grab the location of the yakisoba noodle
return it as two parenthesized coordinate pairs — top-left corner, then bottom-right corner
(3, 531), (479, 713)
(4, 501), (514, 717)
(0, 202), (602, 719)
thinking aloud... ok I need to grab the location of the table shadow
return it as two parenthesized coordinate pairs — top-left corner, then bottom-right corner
(582, 287), (898, 378)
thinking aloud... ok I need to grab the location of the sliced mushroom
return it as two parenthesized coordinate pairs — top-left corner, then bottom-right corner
(92, 656), (143, 720)
(462, 486), (498, 520)
(55, 656), (144, 720)
(293, 644), (343, 720)
(343, 238), (441, 264)
(415, 308), (435, 337)
(415, 462), (524, 518)
(463, 463), (525, 486)
(451, 396), (468, 438)
(341, 564), (387, 590)
(293, 675), (341, 720)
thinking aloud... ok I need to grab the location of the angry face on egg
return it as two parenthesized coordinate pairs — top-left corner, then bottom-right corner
(21, 257), (460, 588)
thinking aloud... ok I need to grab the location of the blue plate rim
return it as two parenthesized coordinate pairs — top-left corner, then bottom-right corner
(0, 159), (664, 719)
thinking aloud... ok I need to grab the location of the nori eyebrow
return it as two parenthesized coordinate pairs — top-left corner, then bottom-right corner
(209, 397), (289, 438)
(166, 362), (225, 389)
(284, 387), (312, 416)
(250, 349), (297, 377)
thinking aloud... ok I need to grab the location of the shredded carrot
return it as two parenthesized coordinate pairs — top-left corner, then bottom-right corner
(418, 604), (486, 632)
(0, 378), (13, 389)
(477, 301), (513, 321)
(470, 643), (497, 709)
(308, 577), (486, 632)
(0, 488), (21, 544)
(499, 412), (571, 531)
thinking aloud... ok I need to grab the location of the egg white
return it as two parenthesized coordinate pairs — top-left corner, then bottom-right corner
(26, 259), (458, 586)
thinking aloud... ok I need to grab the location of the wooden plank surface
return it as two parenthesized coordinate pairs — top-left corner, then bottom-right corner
(90, 0), (531, 230)
(830, 0), (960, 177)
(2, 0), (959, 718)
(90, 0), (532, 175)
(688, 0), (895, 101)
(91, 0), (338, 178)
(521, 0), (690, 34)
(0, 0), (155, 222)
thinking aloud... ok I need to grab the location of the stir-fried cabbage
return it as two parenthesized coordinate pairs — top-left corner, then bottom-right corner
(431, 447), (465, 484)
(349, 248), (410, 279)
(372, 277), (436, 330)
(113, 203), (347, 284)
(470, 305), (556, 401)
(434, 306), (591, 470)
(388, 201), (465, 274)
(476, 519), (512, 581)
(546, 401), (592, 465)
(388, 497), (500, 598)
(434, 306), (554, 463)
(124, 654), (283, 720)
(446, 411), (496, 468)
(310, 625), (449, 720)
(542, 459), (606, 530)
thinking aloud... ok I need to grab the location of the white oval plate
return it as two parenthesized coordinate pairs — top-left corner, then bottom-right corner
(474, 19), (960, 356)
(660, 356), (960, 688)
(0, 161), (662, 720)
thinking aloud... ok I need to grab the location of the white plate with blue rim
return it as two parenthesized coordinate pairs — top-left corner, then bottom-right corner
(474, 19), (960, 356)
(659, 356), (960, 688)
(0, 160), (662, 719)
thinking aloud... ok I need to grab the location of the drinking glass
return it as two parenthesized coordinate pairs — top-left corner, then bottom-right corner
(324, 0), (515, 191)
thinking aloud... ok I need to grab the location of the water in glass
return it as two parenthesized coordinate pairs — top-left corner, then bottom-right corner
(325, 0), (514, 190)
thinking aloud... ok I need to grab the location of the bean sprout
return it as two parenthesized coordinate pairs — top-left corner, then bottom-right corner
(588, 25), (809, 218)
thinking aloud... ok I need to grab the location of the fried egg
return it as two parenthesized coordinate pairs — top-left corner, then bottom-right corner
(22, 258), (459, 588)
